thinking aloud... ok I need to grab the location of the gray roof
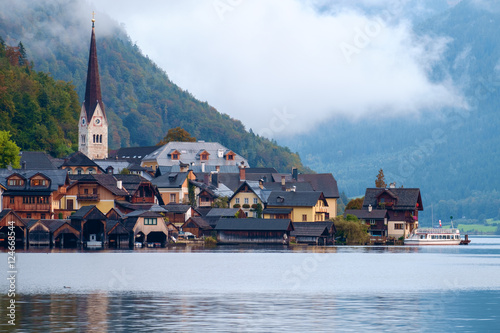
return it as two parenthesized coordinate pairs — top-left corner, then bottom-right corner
(62, 151), (101, 168)
(230, 180), (272, 203)
(297, 174), (339, 198)
(267, 191), (327, 207)
(68, 174), (129, 196)
(19, 151), (57, 170)
(185, 217), (212, 230)
(151, 172), (188, 188)
(142, 142), (249, 168)
(94, 160), (131, 174)
(0, 169), (69, 192)
(163, 203), (191, 213)
(215, 218), (293, 231)
(262, 208), (293, 214)
(363, 188), (423, 211)
(206, 208), (240, 217)
(110, 146), (160, 164)
(291, 222), (335, 237)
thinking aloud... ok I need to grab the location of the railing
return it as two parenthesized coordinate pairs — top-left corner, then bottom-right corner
(415, 228), (459, 234)
(77, 194), (100, 201)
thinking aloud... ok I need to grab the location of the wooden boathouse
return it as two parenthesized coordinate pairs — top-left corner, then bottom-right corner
(214, 218), (294, 244)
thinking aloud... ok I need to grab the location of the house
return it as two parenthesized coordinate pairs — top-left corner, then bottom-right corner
(262, 208), (293, 219)
(229, 179), (271, 217)
(109, 146), (160, 166)
(344, 208), (389, 239)
(141, 141), (249, 171)
(61, 151), (104, 175)
(181, 216), (213, 238)
(291, 221), (336, 245)
(151, 171), (193, 204)
(295, 172), (340, 219)
(27, 219), (80, 248)
(114, 174), (162, 205)
(123, 210), (169, 247)
(362, 187), (423, 239)
(0, 209), (27, 249)
(266, 191), (329, 222)
(214, 218), (294, 244)
(19, 151), (58, 170)
(163, 203), (194, 228)
(70, 205), (108, 249)
(61, 174), (129, 216)
(204, 207), (245, 228)
(1, 170), (70, 219)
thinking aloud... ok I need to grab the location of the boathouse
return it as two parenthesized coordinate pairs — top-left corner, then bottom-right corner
(214, 218), (294, 244)
(291, 221), (336, 245)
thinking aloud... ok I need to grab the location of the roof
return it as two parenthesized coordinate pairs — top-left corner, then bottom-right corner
(214, 218), (293, 231)
(114, 201), (165, 212)
(206, 208), (240, 217)
(110, 146), (159, 164)
(19, 151), (57, 170)
(114, 174), (152, 195)
(62, 151), (101, 168)
(297, 174), (340, 198)
(0, 169), (69, 192)
(70, 205), (107, 220)
(142, 141), (249, 167)
(94, 160), (131, 174)
(291, 222), (334, 237)
(230, 180), (272, 203)
(184, 216), (212, 230)
(68, 174), (129, 196)
(83, 23), (105, 121)
(151, 172), (188, 188)
(344, 209), (389, 220)
(363, 188), (423, 211)
(262, 208), (293, 215)
(163, 203), (191, 213)
(267, 191), (327, 207)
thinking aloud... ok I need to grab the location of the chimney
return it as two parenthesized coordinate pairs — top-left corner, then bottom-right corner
(292, 167), (298, 181)
(281, 175), (286, 186)
(291, 185), (296, 192)
(259, 179), (264, 189)
(212, 172), (219, 187)
(201, 162), (205, 173)
(22, 161), (27, 170)
(203, 173), (210, 185)
(117, 180), (123, 190)
(368, 204), (372, 212)
(239, 166), (246, 182)
(389, 182), (396, 188)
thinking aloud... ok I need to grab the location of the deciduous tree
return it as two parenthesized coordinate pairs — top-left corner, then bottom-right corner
(0, 131), (21, 168)
(157, 127), (196, 145)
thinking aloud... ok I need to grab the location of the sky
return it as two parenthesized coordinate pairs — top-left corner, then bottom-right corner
(92, 0), (466, 138)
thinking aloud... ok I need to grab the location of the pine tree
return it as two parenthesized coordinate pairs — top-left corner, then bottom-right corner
(375, 169), (387, 188)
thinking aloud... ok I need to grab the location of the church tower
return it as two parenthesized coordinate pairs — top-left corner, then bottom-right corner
(79, 14), (108, 159)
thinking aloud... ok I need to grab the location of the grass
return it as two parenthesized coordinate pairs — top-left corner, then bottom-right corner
(485, 219), (500, 225)
(457, 224), (497, 233)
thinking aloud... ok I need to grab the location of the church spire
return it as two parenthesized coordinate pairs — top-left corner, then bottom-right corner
(84, 13), (105, 121)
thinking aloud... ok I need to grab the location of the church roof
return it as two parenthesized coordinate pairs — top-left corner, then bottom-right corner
(83, 21), (105, 121)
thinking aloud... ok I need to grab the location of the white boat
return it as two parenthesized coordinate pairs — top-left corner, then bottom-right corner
(404, 228), (462, 245)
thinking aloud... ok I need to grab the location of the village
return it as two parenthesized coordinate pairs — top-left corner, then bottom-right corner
(0, 18), (424, 250)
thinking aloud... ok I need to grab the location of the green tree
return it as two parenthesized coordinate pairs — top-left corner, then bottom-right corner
(345, 197), (364, 210)
(158, 127), (196, 145)
(188, 181), (197, 208)
(0, 131), (21, 168)
(375, 168), (386, 188)
(332, 216), (370, 245)
(119, 168), (130, 175)
(212, 196), (229, 208)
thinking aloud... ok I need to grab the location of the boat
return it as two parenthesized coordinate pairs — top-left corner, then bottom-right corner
(404, 228), (464, 245)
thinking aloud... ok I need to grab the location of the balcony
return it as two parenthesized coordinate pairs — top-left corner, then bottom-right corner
(77, 194), (100, 201)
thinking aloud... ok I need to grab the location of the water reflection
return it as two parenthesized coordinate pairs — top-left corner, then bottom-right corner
(8, 291), (500, 332)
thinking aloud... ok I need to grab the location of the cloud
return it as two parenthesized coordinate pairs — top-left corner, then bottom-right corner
(93, 0), (465, 137)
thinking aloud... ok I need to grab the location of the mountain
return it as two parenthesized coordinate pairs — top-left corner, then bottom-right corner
(0, 0), (308, 172)
(281, 0), (500, 224)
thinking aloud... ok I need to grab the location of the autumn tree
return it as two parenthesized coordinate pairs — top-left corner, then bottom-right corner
(331, 216), (370, 245)
(157, 127), (196, 145)
(345, 197), (364, 210)
(0, 131), (21, 168)
(375, 168), (387, 188)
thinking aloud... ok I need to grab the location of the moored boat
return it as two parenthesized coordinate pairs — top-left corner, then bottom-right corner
(404, 228), (463, 245)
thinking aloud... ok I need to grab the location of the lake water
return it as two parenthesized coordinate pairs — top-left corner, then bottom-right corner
(1, 237), (500, 332)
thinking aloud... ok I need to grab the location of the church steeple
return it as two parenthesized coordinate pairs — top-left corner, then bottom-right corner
(84, 12), (105, 121)
(79, 13), (108, 160)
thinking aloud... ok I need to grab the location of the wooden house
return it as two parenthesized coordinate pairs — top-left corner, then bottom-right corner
(204, 207), (245, 228)
(70, 205), (108, 249)
(151, 171), (193, 204)
(27, 219), (80, 248)
(0, 209), (27, 249)
(182, 217), (213, 238)
(344, 208), (390, 240)
(163, 203), (195, 228)
(61, 151), (104, 175)
(123, 210), (169, 247)
(291, 221), (336, 245)
(214, 218), (294, 244)
(362, 187), (423, 239)
(2, 170), (70, 219)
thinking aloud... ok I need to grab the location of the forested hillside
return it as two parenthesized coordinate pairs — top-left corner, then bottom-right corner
(283, 0), (500, 224)
(0, 38), (79, 157)
(0, 1), (307, 172)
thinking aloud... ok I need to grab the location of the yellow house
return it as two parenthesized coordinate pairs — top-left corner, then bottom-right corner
(265, 191), (329, 222)
(151, 171), (195, 204)
(229, 181), (269, 218)
(295, 173), (339, 219)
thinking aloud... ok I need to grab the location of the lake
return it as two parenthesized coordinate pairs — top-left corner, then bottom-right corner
(1, 236), (500, 332)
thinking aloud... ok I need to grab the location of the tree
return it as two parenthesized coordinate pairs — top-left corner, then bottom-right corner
(0, 131), (21, 168)
(331, 216), (370, 245)
(345, 197), (364, 210)
(375, 168), (387, 188)
(188, 181), (197, 208)
(157, 127), (196, 145)
(212, 196), (229, 208)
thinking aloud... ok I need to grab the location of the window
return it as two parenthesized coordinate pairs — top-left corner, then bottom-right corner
(395, 223), (403, 230)
(26, 213), (31, 218)
(227, 154), (234, 160)
(201, 153), (209, 160)
(244, 198), (249, 204)
(144, 218), (157, 225)
(235, 198), (240, 204)
(172, 153), (179, 160)
(9, 197), (14, 204)
(170, 194), (176, 202)
(370, 220), (376, 225)
(81, 135), (86, 144)
(32, 179), (47, 186)
(8, 179), (23, 186)
(41, 214), (46, 219)
(77, 168), (83, 175)
(302, 214), (307, 222)
(88, 168), (95, 174)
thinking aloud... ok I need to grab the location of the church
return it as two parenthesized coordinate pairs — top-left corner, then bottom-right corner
(78, 16), (108, 160)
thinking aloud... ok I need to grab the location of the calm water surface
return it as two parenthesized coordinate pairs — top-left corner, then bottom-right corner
(1, 236), (499, 332)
